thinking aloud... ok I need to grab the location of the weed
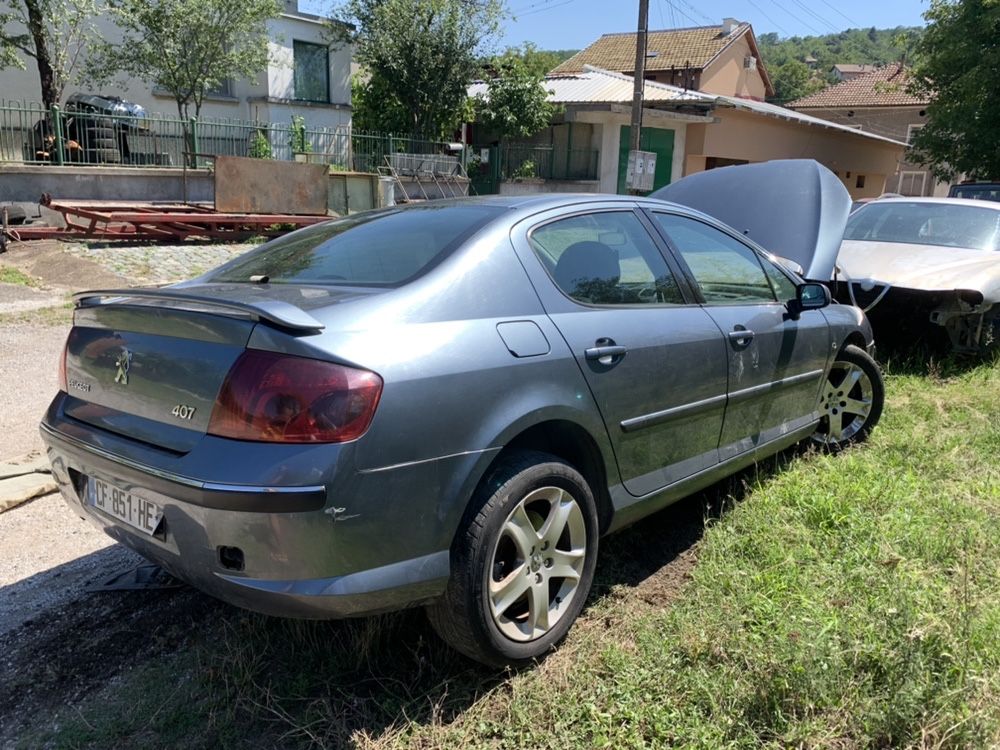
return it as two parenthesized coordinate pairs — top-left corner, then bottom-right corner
(0, 266), (39, 287)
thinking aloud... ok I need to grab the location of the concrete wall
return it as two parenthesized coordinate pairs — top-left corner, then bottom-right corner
(699, 35), (767, 100)
(684, 108), (905, 199)
(786, 104), (947, 196)
(498, 179), (599, 196)
(569, 108), (688, 193)
(0, 165), (214, 203)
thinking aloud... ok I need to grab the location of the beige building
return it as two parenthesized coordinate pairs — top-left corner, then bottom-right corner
(551, 18), (773, 100)
(787, 65), (943, 196)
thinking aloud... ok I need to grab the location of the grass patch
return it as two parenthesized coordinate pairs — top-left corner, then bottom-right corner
(0, 266), (39, 287)
(0, 301), (73, 327)
(22, 357), (1000, 749)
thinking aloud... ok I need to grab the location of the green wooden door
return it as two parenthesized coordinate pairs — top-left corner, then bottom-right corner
(617, 126), (674, 194)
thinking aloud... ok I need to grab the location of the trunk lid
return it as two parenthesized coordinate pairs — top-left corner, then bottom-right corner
(62, 284), (377, 453)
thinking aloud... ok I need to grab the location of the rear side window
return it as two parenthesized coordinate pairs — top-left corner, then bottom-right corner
(529, 211), (684, 305)
(208, 204), (503, 287)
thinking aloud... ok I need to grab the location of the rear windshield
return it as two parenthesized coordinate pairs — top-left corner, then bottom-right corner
(844, 201), (1000, 251)
(207, 204), (503, 287)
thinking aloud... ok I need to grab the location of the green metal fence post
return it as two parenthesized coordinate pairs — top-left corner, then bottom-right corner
(189, 117), (199, 168)
(50, 105), (65, 166)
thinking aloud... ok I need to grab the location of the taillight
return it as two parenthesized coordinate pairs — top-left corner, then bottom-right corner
(58, 334), (69, 392)
(208, 351), (382, 443)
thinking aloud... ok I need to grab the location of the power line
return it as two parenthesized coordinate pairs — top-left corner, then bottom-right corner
(815, 0), (859, 27)
(677, 0), (714, 25)
(513, 0), (574, 17)
(660, 0), (699, 27)
(744, 0), (790, 36)
(770, 0), (824, 35)
(788, 0), (840, 33)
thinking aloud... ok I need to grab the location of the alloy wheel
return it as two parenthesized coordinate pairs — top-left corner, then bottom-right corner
(487, 486), (587, 642)
(813, 360), (874, 445)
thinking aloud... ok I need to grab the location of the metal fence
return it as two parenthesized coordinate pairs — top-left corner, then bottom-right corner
(0, 100), (461, 172)
(500, 145), (600, 181)
(0, 101), (599, 183)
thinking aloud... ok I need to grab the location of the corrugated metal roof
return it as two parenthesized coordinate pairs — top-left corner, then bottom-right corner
(469, 67), (705, 105)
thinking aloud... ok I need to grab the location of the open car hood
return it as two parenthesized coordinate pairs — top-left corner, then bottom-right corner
(649, 159), (851, 281)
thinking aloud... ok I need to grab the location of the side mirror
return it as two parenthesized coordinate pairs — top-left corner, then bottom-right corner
(787, 282), (831, 320)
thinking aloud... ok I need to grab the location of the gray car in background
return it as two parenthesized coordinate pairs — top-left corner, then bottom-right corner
(41, 163), (884, 666)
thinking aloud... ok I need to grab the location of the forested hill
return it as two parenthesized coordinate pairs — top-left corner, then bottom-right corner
(757, 26), (924, 104)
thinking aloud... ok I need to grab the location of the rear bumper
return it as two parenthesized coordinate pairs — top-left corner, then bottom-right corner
(40, 415), (452, 619)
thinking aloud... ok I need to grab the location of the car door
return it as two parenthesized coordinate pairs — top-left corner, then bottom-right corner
(647, 210), (832, 460)
(510, 205), (729, 497)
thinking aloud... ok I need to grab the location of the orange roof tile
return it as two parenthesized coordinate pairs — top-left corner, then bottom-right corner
(788, 65), (929, 108)
(550, 23), (751, 75)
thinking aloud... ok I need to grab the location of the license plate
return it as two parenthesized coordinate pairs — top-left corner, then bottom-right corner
(87, 477), (163, 536)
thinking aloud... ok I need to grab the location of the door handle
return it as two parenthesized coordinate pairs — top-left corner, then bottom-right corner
(585, 345), (627, 364)
(728, 329), (755, 345)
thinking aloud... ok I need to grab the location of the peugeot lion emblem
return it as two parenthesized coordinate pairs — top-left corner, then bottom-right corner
(114, 348), (133, 385)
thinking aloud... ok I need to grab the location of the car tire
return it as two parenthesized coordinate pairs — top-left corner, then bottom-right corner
(87, 148), (122, 164)
(85, 137), (118, 150)
(427, 451), (599, 667)
(83, 125), (115, 139)
(811, 344), (884, 450)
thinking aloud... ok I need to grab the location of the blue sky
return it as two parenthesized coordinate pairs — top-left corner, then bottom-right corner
(305, 1), (928, 49)
(501, 0), (928, 48)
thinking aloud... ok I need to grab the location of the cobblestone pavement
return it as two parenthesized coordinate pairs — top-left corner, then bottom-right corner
(63, 242), (258, 285)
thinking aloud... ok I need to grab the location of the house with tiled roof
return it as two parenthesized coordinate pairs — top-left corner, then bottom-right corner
(832, 64), (877, 81)
(550, 18), (774, 100)
(788, 64), (940, 196)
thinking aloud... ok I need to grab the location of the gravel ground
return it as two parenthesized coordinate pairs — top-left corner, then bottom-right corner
(64, 242), (256, 284)
(0, 493), (138, 636)
(0, 323), (68, 462)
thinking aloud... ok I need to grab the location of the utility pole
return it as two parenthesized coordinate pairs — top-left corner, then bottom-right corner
(627, 0), (650, 194)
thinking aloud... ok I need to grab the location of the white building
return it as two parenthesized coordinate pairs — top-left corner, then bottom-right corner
(0, 0), (353, 130)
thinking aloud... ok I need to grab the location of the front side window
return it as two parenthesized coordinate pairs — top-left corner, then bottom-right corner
(293, 41), (330, 102)
(653, 213), (776, 305)
(529, 211), (683, 306)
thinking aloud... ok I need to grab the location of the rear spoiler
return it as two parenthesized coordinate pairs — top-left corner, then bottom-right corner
(73, 288), (325, 333)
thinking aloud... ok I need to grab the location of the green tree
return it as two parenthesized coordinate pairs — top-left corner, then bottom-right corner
(497, 42), (570, 77)
(89, 0), (280, 123)
(476, 46), (558, 144)
(908, 0), (1000, 181)
(351, 71), (413, 133)
(0, 0), (102, 107)
(770, 59), (824, 103)
(331, 0), (503, 137)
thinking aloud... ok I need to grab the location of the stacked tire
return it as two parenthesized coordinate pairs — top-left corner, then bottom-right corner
(80, 117), (121, 164)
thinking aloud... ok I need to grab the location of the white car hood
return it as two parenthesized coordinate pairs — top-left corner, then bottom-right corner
(838, 240), (1000, 301)
(650, 159), (851, 281)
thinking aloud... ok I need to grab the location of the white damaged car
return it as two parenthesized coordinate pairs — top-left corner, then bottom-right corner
(834, 197), (1000, 353)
